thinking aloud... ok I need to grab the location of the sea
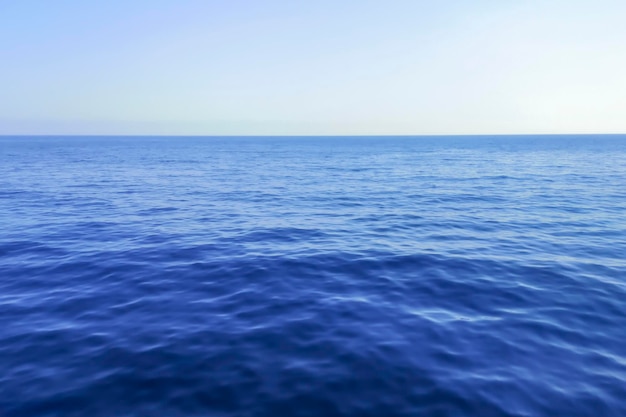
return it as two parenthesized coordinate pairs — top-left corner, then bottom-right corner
(1, 135), (625, 417)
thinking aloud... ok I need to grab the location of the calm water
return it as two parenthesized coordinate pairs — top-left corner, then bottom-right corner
(1, 135), (625, 417)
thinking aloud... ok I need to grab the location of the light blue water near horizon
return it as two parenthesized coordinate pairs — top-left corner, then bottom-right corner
(1, 135), (626, 416)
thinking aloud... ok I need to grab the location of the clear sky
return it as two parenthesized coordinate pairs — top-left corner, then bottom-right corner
(1, 0), (625, 135)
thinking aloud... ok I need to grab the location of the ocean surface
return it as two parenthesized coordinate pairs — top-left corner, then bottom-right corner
(1, 135), (625, 417)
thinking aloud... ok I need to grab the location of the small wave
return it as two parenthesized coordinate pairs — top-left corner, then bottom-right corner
(1, 135), (626, 416)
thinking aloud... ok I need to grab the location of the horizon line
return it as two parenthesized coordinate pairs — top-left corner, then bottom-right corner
(1, 133), (626, 138)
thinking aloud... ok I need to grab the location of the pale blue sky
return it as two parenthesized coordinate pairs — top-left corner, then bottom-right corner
(1, 1), (625, 135)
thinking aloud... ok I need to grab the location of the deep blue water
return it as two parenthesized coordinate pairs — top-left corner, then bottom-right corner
(1, 135), (626, 417)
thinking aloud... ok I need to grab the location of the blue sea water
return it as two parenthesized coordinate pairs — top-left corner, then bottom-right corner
(1, 135), (625, 417)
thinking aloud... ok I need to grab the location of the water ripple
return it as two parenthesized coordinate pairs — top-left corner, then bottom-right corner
(1, 135), (625, 416)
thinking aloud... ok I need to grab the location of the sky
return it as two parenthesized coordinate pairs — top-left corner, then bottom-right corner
(1, 0), (625, 135)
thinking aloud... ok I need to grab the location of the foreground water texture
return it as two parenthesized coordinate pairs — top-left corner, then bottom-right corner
(1, 136), (625, 416)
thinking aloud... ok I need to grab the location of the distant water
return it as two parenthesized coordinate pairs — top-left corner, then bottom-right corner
(1, 135), (626, 417)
